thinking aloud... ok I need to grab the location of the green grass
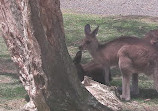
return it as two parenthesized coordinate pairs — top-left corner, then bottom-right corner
(63, 13), (158, 107)
(63, 13), (158, 64)
(0, 74), (26, 101)
(63, 13), (158, 47)
(0, 73), (27, 110)
(1, 13), (158, 110)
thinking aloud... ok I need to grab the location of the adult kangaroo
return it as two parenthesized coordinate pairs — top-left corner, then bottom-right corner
(79, 24), (157, 94)
(118, 41), (158, 101)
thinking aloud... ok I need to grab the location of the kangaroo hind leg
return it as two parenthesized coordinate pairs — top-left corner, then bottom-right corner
(118, 47), (135, 101)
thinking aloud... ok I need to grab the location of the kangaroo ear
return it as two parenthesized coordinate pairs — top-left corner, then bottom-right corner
(73, 51), (82, 64)
(92, 26), (99, 37)
(84, 24), (91, 35)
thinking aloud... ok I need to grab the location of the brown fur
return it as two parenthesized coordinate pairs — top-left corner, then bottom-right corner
(73, 51), (84, 81)
(73, 51), (111, 84)
(82, 60), (112, 84)
(118, 41), (158, 101)
(144, 29), (158, 46)
(79, 24), (144, 85)
(79, 24), (158, 100)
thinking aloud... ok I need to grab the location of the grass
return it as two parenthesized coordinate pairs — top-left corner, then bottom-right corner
(0, 32), (26, 110)
(110, 75), (158, 104)
(64, 13), (158, 47)
(1, 13), (158, 110)
(0, 73), (25, 99)
(64, 13), (158, 62)
(64, 13), (158, 110)
(0, 73), (26, 110)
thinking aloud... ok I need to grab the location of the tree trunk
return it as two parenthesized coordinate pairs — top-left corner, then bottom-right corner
(0, 0), (112, 111)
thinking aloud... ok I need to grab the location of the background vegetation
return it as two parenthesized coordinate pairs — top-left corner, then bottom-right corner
(0, 13), (158, 110)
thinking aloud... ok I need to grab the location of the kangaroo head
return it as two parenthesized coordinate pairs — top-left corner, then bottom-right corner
(73, 51), (84, 81)
(79, 24), (99, 51)
(73, 51), (82, 64)
(145, 29), (158, 45)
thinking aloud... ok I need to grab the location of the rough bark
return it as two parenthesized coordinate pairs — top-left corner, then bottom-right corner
(0, 0), (112, 111)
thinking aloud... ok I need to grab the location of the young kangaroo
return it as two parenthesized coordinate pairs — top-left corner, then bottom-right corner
(79, 24), (158, 94)
(118, 41), (158, 101)
(73, 51), (111, 84)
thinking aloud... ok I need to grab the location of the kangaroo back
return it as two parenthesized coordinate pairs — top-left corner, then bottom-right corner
(79, 25), (158, 67)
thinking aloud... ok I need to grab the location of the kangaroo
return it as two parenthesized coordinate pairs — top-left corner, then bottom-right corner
(82, 60), (112, 84)
(118, 41), (158, 101)
(73, 51), (111, 84)
(79, 24), (158, 95)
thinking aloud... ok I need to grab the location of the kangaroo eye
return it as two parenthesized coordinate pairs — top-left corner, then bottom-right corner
(86, 41), (91, 44)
